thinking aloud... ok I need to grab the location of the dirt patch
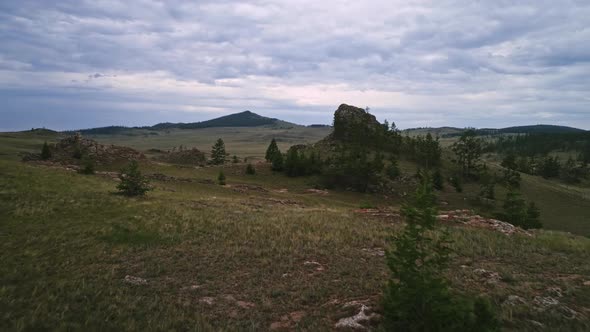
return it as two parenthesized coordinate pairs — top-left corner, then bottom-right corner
(229, 184), (269, 193)
(354, 208), (400, 219)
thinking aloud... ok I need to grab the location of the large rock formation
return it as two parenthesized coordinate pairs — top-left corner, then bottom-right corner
(317, 104), (386, 149)
(25, 133), (145, 165)
(156, 148), (206, 166)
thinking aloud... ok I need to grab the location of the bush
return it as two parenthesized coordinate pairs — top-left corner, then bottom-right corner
(79, 156), (95, 175)
(450, 176), (463, 193)
(271, 152), (284, 171)
(117, 160), (151, 196)
(41, 141), (52, 160)
(383, 173), (499, 331)
(433, 169), (444, 190)
(386, 157), (401, 180)
(245, 163), (256, 175)
(217, 170), (226, 185)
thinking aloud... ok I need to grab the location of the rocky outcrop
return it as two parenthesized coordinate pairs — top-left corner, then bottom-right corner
(155, 148), (206, 166)
(24, 133), (145, 165)
(329, 104), (383, 142)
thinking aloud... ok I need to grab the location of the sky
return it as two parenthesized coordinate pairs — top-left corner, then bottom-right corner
(1, 0), (589, 131)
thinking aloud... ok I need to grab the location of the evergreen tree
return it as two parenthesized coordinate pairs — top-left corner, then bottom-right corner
(271, 152), (284, 171)
(501, 153), (517, 170)
(232, 155), (240, 164)
(450, 176), (463, 193)
(41, 141), (52, 160)
(383, 173), (498, 331)
(452, 130), (483, 176)
(502, 169), (521, 189)
(433, 169), (444, 190)
(525, 202), (542, 229)
(245, 163), (256, 175)
(560, 157), (580, 184)
(265, 138), (280, 162)
(539, 156), (560, 178)
(284, 147), (301, 177)
(117, 160), (151, 196)
(386, 156), (401, 180)
(211, 138), (227, 165)
(79, 156), (95, 175)
(217, 170), (226, 185)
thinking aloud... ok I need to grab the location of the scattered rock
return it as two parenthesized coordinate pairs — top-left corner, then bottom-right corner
(547, 287), (563, 298)
(528, 320), (545, 328)
(155, 148), (205, 166)
(230, 184), (268, 193)
(335, 304), (379, 330)
(146, 173), (193, 182)
(556, 305), (578, 319)
(354, 208), (400, 218)
(199, 297), (215, 305)
(304, 188), (329, 195)
(503, 295), (527, 306)
(473, 268), (501, 284)
(275, 188), (289, 193)
(583, 280), (590, 287)
(124, 275), (147, 285)
(533, 296), (559, 309)
(361, 247), (385, 257)
(304, 261), (325, 271)
(236, 300), (256, 309)
(438, 210), (531, 236)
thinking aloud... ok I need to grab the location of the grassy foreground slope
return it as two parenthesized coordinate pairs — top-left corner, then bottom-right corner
(1, 133), (590, 330)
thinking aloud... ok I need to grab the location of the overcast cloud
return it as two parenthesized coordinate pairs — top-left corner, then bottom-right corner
(1, 0), (589, 130)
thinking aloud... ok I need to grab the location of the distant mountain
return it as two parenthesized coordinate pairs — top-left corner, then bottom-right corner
(151, 111), (297, 130)
(71, 111), (299, 135)
(403, 124), (586, 137)
(477, 125), (586, 135)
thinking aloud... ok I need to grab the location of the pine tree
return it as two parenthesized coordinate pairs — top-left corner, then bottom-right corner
(245, 163), (256, 175)
(232, 155), (240, 164)
(41, 141), (52, 160)
(433, 169), (444, 190)
(211, 138), (227, 165)
(271, 152), (284, 171)
(450, 176), (463, 193)
(386, 156), (401, 180)
(525, 202), (542, 229)
(79, 156), (95, 175)
(265, 138), (280, 162)
(383, 173), (498, 331)
(452, 130), (482, 176)
(117, 160), (151, 196)
(217, 170), (226, 185)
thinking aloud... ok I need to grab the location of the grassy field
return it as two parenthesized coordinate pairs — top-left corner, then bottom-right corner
(1, 129), (590, 330)
(84, 126), (332, 160)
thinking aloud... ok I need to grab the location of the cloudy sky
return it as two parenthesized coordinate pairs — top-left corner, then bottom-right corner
(1, 0), (589, 131)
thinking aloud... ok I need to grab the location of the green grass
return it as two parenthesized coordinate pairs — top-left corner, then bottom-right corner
(1, 129), (590, 330)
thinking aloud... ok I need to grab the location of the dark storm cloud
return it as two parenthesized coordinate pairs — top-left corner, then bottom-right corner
(0, 0), (589, 130)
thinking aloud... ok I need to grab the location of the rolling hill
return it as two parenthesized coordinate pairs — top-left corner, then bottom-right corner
(71, 111), (298, 135)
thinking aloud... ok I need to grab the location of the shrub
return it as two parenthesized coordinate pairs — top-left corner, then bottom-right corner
(79, 156), (95, 175)
(232, 155), (240, 164)
(271, 152), (284, 171)
(41, 141), (52, 160)
(450, 176), (463, 193)
(386, 157), (401, 180)
(383, 173), (499, 331)
(217, 170), (226, 185)
(117, 160), (151, 196)
(433, 169), (444, 190)
(245, 163), (256, 175)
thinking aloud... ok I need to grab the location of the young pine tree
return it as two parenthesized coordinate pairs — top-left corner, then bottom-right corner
(432, 169), (444, 190)
(41, 141), (52, 160)
(386, 156), (401, 180)
(79, 156), (96, 175)
(271, 152), (284, 171)
(245, 163), (256, 175)
(117, 160), (151, 196)
(217, 170), (226, 185)
(211, 138), (227, 165)
(383, 173), (498, 331)
(265, 138), (280, 162)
